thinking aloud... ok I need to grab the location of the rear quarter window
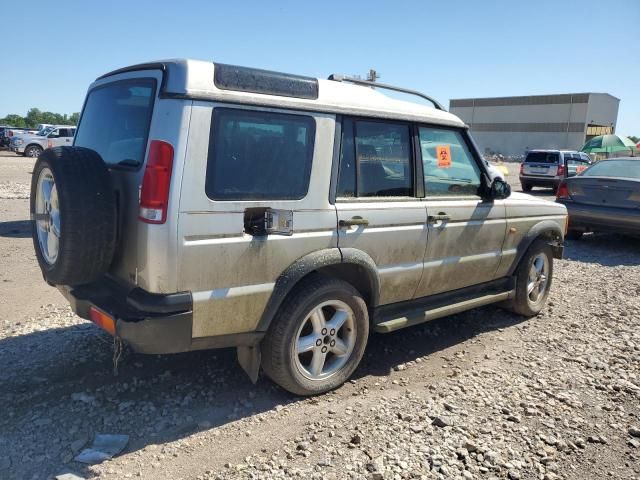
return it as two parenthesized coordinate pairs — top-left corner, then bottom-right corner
(205, 108), (315, 200)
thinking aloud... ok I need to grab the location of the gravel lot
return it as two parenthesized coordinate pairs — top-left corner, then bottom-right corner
(1, 151), (639, 480)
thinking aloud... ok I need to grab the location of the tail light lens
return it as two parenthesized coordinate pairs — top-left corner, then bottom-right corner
(139, 140), (174, 224)
(556, 182), (570, 200)
(557, 165), (566, 176)
(519, 163), (524, 174)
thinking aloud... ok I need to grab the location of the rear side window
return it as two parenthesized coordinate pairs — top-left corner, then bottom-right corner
(420, 127), (482, 196)
(74, 78), (156, 167)
(337, 119), (413, 198)
(526, 152), (559, 164)
(205, 108), (315, 200)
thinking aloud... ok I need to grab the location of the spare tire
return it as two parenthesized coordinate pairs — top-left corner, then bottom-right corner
(30, 147), (117, 286)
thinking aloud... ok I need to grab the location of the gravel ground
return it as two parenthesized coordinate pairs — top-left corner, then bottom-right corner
(0, 151), (639, 480)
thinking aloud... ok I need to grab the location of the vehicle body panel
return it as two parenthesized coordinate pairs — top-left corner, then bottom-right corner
(416, 198), (507, 296)
(178, 102), (339, 337)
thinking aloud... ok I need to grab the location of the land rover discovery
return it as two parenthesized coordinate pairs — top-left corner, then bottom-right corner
(30, 60), (567, 395)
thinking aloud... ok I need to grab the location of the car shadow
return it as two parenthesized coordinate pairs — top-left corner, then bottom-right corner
(0, 305), (526, 479)
(0, 220), (31, 238)
(563, 233), (640, 267)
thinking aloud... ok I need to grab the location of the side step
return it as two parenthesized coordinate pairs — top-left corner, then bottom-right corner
(373, 278), (515, 333)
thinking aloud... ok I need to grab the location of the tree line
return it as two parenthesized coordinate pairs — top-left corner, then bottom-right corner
(0, 108), (80, 128)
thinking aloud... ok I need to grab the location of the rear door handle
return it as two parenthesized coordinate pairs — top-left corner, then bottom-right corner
(427, 213), (450, 223)
(339, 217), (369, 227)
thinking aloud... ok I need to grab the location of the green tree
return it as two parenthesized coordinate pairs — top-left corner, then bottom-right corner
(0, 114), (27, 127)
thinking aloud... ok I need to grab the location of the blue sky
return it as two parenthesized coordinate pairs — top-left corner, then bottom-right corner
(2, 0), (638, 135)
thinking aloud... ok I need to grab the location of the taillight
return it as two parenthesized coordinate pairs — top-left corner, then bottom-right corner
(556, 182), (570, 200)
(139, 140), (174, 224)
(519, 163), (524, 174)
(557, 165), (566, 176)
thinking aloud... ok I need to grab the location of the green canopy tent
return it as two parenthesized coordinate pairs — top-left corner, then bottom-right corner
(581, 134), (638, 157)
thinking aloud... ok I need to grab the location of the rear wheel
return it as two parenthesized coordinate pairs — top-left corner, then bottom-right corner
(25, 144), (43, 158)
(261, 276), (369, 396)
(504, 239), (553, 317)
(522, 183), (532, 192)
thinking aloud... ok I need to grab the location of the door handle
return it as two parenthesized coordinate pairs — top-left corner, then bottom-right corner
(339, 217), (369, 227)
(427, 213), (450, 223)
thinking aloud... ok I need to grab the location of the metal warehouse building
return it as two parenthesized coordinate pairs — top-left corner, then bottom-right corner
(449, 93), (619, 156)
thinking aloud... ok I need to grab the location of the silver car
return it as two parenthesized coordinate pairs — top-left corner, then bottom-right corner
(30, 60), (568, 395)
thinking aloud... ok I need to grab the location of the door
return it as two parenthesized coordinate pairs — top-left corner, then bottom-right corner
(179, 104), (339, 338)
(48, 128), (74, 147)
(415, 126), (506, 297)
(334, 118), (427, 305)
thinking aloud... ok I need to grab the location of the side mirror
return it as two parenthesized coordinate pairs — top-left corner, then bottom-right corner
(490, 178), (511, 200)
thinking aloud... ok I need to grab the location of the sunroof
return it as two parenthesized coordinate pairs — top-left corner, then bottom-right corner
(214, 63), (318, 100)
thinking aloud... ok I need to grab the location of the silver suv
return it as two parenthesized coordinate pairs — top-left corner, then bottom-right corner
(30, 60), (567, 395)
(519, 149), (592, 192)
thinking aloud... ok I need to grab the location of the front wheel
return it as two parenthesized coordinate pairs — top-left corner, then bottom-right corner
(261, 276), (369, 396)
(505, 239), (553, 317)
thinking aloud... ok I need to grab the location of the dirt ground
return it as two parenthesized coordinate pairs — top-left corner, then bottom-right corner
(1, 151), (638, 480)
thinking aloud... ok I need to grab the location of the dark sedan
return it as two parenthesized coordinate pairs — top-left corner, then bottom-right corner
(556, 158), (640, 240)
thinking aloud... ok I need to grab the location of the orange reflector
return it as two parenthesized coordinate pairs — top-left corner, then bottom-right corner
(89, 307), (116, 336)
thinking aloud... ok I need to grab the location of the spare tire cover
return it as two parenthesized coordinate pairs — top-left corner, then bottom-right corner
(30, 146), (117, 286)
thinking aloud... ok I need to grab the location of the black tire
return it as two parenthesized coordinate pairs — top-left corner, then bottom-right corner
(522, 183), (532, 192)
(30, 147), (117, 286)
(25, 144), (43, 158)
(261, 275), (369, 396)
(565, 229), (583, 241)
(504, 239), (554, 317)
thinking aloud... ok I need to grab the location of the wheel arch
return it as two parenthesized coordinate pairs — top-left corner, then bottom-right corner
(26, 143), (44, 153)
(507, 220), (563, 276)
(255, 247), (380, 333)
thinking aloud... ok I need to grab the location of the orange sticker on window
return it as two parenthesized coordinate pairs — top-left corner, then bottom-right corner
(436, 145), (452, 168)
(576, 165), (587, 173)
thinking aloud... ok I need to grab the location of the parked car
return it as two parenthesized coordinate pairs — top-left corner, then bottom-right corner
(11, 125), (76, 157)
(556, 157), (640, 239)
(29, 59), (567, 395)
(520, 150), (592, 192)
(2, 127), (38, 147)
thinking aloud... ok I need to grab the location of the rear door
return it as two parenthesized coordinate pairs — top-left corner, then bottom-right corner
(334, 118), (427, 305)
(415, 126), (506, 297)
(523, 151), (559, 177)
(178, 104), (338, 338)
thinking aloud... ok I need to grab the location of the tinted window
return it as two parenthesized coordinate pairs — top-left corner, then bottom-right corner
(205, 108), (315, 200)
(337, 121), (356, 197)
(337, 119), (412, 198)
(74, 78), (156, 167)
(582, 160), (640, 179)
(526, 152), (559, 164)
(420, 127), (482, 196)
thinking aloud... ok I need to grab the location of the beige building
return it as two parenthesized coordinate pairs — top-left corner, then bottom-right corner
(450, 93), (619, 156)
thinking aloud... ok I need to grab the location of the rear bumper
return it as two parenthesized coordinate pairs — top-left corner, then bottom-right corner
(59, 277), (262, 354)
(558, 200), (640, 234)
(519, 175), (561, 187)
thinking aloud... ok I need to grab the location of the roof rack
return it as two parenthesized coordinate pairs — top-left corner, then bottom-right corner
(328, 74), (445, 111)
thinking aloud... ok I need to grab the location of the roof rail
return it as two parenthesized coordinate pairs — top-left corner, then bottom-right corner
(328, 74), (445, 111)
